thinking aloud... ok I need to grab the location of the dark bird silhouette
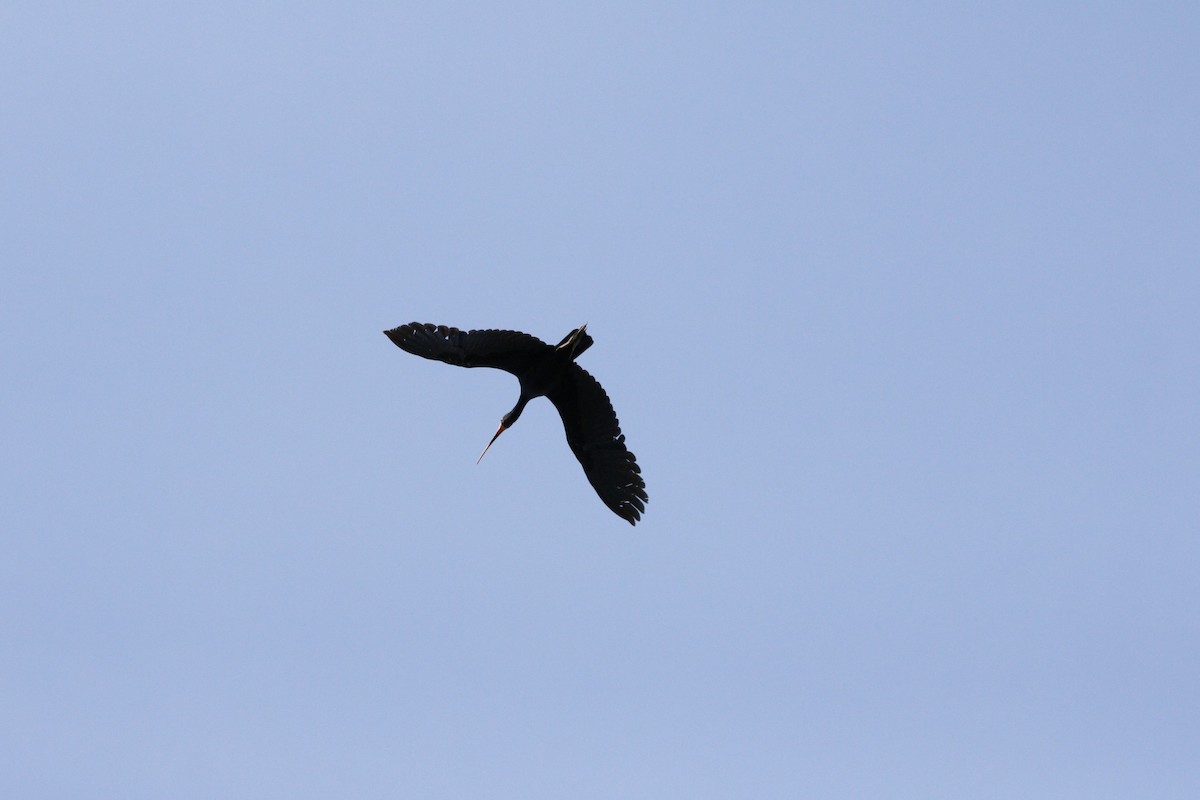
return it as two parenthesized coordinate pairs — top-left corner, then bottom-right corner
(383, 322), (648, 525)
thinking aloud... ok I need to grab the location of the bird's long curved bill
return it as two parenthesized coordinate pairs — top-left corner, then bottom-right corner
(477, 423), (505, 464)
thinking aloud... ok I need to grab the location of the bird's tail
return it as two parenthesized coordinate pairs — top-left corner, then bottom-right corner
(556, 324), (593, 360)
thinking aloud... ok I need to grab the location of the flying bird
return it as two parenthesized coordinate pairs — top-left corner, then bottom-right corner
(383, 322), (648, 525)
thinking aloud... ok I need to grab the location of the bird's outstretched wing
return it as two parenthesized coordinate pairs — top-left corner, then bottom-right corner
(384, 323), (552, 376)
(547, 364), (648, 525)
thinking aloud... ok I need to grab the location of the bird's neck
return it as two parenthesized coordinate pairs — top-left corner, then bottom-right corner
(503, 395), (530, 428)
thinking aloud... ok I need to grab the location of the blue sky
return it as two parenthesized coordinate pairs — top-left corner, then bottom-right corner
(3, 2), (1197, 797)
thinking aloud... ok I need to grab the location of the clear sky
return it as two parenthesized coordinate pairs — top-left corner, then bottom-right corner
(3, 2), (1197, 797)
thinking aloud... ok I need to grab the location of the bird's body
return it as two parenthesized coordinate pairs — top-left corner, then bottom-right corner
(384, 322), (647, 525)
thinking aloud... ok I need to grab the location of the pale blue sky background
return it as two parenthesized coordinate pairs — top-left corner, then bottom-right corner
(3, 2), (1197, 797)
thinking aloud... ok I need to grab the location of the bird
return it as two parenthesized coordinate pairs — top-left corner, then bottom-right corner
(383, 322), (648, 525)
